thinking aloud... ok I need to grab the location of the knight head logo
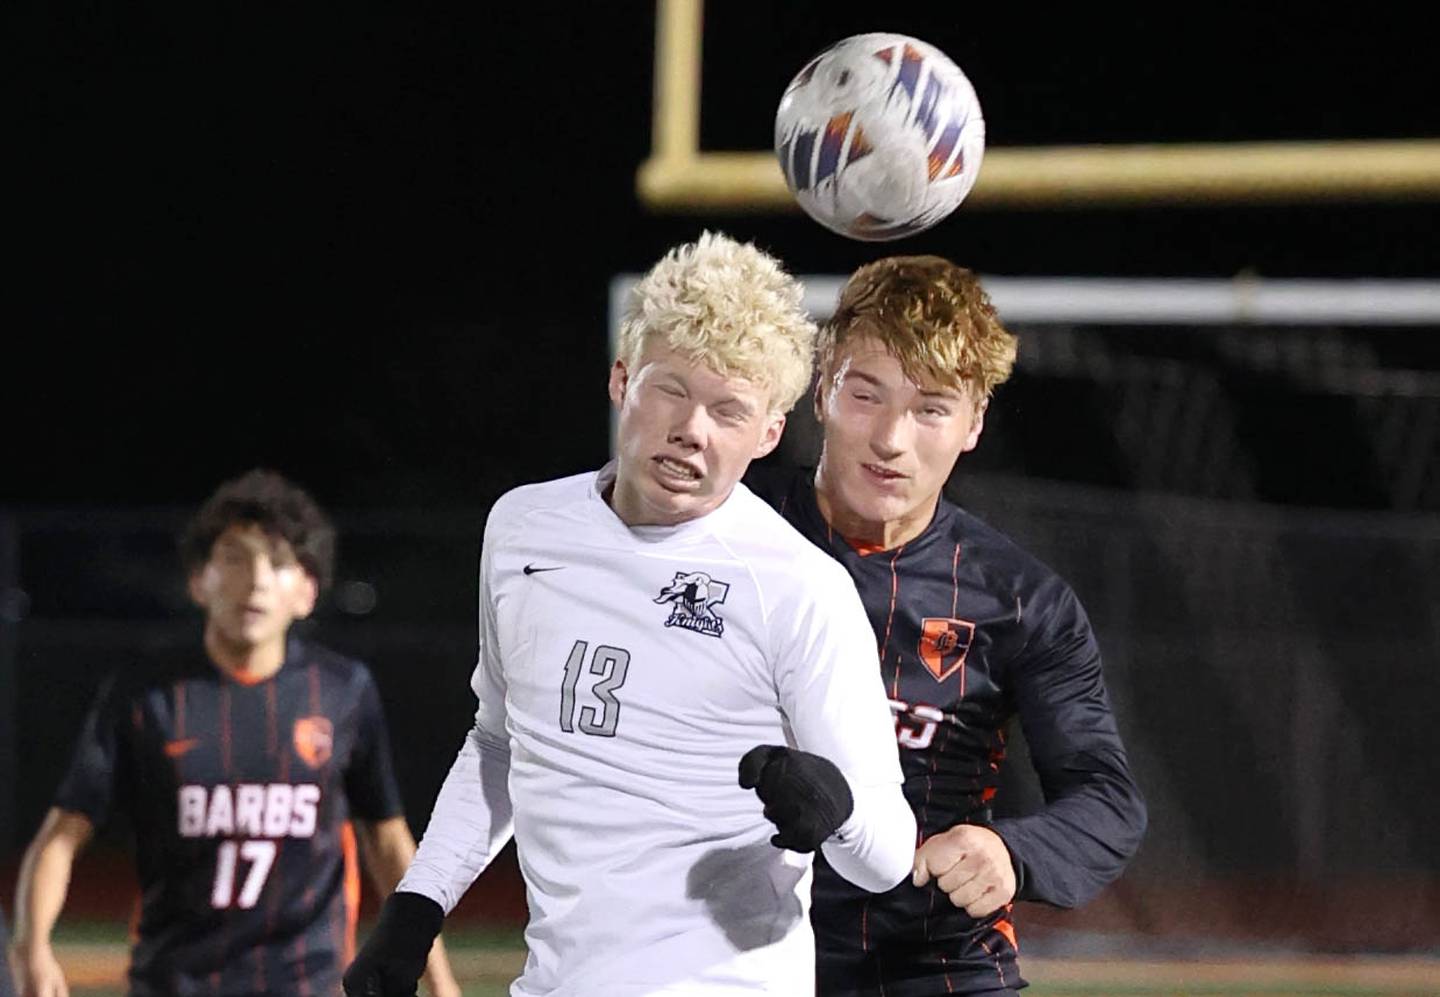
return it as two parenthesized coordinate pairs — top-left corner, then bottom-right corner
(293, 716), (334, 769)
(654, 571), (730, 638)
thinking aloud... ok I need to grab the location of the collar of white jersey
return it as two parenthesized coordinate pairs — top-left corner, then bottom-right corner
(589, 459), (750, 545)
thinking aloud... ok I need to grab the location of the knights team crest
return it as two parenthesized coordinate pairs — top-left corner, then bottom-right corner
(654, 571), (730, 638)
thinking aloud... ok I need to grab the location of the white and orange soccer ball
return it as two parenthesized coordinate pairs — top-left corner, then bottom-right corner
(774, 33), (985, 241)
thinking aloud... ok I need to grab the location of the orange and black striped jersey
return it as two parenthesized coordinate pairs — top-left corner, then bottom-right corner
(53, 637), (403, 997)
(749, 467), (1146, 997)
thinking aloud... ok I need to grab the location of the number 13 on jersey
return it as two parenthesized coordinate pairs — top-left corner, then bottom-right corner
(559, 640), (631, 737)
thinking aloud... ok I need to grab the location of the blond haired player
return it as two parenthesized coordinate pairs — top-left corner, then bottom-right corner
(345, 233), (916, 996)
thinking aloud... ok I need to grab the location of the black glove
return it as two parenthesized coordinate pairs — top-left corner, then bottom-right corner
(343, 891), (444, 997)
(738, 744), (854, 853)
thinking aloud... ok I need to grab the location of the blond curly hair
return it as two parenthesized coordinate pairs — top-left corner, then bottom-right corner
(820, 256), (1017, 401)
(617, 231), (817, 414)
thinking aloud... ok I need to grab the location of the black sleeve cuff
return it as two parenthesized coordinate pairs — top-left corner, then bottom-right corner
(381, 890), (446, 952)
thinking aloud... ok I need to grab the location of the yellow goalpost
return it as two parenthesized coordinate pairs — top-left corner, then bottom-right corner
(637, 0), (1440, 210)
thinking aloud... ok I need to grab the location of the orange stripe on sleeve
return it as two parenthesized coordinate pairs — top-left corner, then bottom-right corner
(994, 915), (1019, 952)
(341, 821), (361, 965)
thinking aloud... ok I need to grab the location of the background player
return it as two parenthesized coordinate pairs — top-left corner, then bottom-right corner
(344, 232), (916, 996)
(749, 256), (1147, 996)
(9, 470), (459, 997)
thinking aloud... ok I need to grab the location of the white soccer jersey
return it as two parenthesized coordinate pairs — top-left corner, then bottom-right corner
(401, 464), (913, 995)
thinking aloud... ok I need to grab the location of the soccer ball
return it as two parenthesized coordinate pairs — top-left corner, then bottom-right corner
(774, 33), (985, 241)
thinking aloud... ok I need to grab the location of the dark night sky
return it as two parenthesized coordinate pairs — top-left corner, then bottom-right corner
(9, 4), (1438, 510)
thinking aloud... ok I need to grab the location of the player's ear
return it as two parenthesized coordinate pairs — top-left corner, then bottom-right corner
(290, 571), (319, 621)
(812, 367), (829, 425)
(187, 568), (210, 610)
(607, 359), (630, 410)
(752, 412), (786, 460)
(961, 395), (989, 453)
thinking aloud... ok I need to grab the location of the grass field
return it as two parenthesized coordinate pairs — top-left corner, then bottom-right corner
(44, 922), (1440, 996)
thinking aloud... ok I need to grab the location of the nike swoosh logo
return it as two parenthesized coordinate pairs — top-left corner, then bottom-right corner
(523, 564), (564, 575)
(164, 738), (200, 758)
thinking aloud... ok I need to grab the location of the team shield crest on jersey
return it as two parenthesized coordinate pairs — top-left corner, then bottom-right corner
(919, 617), (975, 682)
(654, 571), (730, 638)
(293, 716), (334, 768)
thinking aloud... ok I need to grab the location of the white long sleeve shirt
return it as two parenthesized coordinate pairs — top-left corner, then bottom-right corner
(400, 465), (914, 995)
